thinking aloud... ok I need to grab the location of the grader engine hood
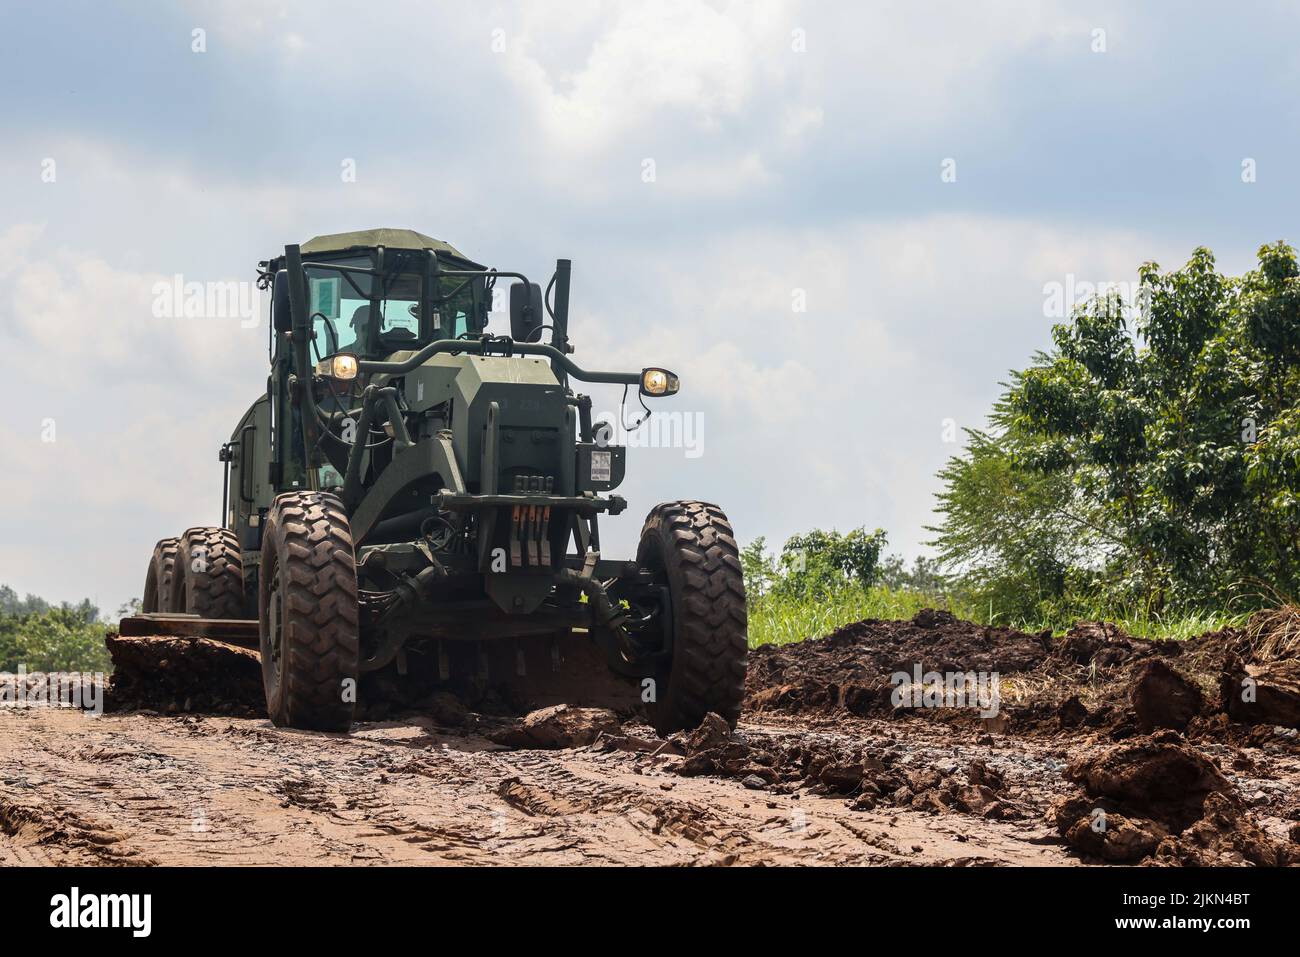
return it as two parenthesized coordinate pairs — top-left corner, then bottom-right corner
(391, 352), (626, 499)
(403, 355), (568, 494)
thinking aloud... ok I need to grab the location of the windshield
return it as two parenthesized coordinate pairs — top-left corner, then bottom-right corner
(304, 254), (481, 360)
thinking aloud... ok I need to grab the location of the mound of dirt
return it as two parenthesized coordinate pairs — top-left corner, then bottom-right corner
(488, 705), (622, 749)
(1131, 659), (1203, 732)
(1220, 654), (1300, 728)
(1056, 620), (1182, 667)
(663, 712), (1029, 818)
(1051, 796), (1169, 862)
(736, 609), (1300, 865)
(1152, 792), (1299, 866)
(746, 610), (1050, 719)
(1051, 730), (1297, 864)
(105, 635), (265, 715)
(743, 609), (1272, 743)
(1062, 730), (1232, 831)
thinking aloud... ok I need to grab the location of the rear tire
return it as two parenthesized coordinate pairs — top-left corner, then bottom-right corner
(258, 491), (359, 732)
(637, 501), (748, 734)
(167, 527), (246, 619)
(142, 537), (179, 613)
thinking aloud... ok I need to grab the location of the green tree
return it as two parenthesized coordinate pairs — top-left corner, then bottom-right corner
(774, 527), (888, 597)
(932, 242), (1300, 615)
(740, 536), (777, 597)
(0, 585), (51, 618)
(0, 585), (110, 672)
(740, 529), (889, 601)
(877, 553), (948, 594)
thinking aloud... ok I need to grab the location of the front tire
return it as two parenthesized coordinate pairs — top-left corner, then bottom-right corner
(637, 501), (748, 734)
(167, 527), (246, 619)
(258, 492), (359, 732)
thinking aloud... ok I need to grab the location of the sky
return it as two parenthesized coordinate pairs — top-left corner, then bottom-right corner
(2, 0), (1300, 614)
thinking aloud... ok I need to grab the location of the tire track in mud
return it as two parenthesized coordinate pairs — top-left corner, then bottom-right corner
(0, 798), (149, 866)
(145, 716), (752, 864)
(363, 725), (882, 864)
(0, 709), (1081, 865)
(491, 753), (785, 865)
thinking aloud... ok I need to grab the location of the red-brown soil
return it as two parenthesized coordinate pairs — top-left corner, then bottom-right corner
(1, 609), (1295, 866)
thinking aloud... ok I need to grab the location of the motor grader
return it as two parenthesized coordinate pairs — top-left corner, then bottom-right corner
(132, 229), (747, 733)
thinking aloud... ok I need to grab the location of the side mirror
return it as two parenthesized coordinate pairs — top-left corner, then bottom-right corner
(510, 281), (544, 342)
(272, 271), (292, 333)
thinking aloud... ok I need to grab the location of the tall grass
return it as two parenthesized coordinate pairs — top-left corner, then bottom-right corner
(746, 582), (1253, 648)
(1018, 604), (1251, 642)
(748, 584), (977, 647)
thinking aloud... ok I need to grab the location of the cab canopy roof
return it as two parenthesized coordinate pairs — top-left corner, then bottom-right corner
(300, 228), (471, 261)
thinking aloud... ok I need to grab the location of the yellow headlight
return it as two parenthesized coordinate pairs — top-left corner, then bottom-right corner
(641, 367), (679, 397)
(316, 353), (359, 380)
(330, 354), (359, 380)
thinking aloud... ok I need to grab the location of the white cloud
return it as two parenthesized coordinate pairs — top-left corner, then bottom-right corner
(0, 0), (1268, 613)
(561, 212), (1166, 563)
(501, 0), (789, 150)
(0, 223), (268, 608)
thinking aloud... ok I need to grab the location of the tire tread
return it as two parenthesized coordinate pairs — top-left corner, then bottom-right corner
(260, 492), (358, 732)
(639, 500), (748, 733)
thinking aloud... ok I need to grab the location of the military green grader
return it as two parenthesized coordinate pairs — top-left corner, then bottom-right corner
(128, 229), (747, 733)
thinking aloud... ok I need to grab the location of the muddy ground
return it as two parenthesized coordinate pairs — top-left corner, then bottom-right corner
(1, 610), (1298, 866)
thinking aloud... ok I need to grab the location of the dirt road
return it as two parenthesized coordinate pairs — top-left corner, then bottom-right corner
(3, 609), (1298, 866)
(0, 708), (1071, 866)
